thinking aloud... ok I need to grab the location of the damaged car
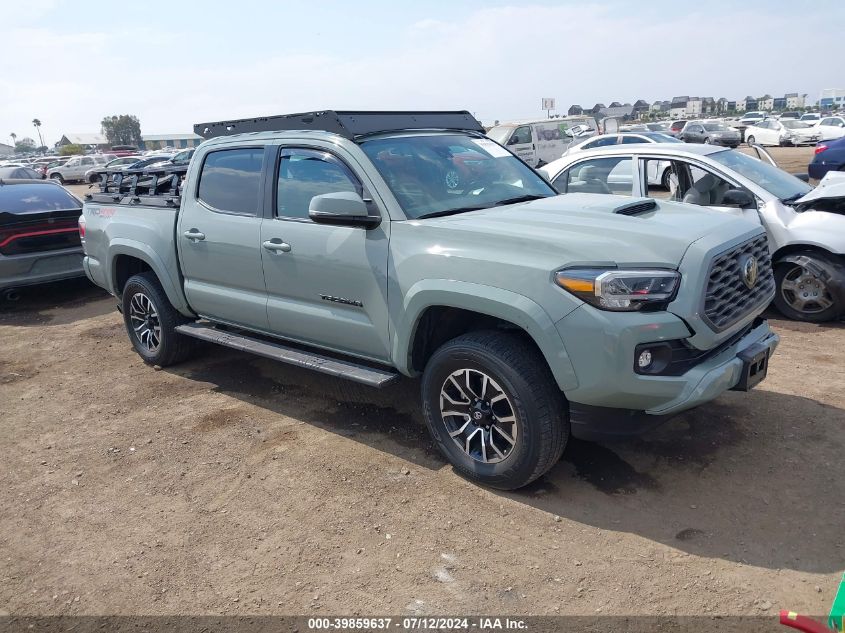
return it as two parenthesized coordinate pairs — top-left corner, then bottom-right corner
(540, 144), (845, 322)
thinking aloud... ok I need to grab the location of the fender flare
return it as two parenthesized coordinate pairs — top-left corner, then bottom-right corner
(107, 239), (193, 315)
(778, 252), (845, 317)
(393, 279), (578, 391)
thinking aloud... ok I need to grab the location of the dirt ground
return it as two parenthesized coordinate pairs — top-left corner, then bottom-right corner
(2, 145), (841, 619)
(1, 272), (843, 618)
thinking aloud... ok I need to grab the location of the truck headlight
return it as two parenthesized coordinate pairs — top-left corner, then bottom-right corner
(555, 268), (680, 311)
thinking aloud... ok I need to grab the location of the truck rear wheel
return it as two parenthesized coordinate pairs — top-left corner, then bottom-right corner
(421, 331), (568, 490)
(121, 272), (195, 366)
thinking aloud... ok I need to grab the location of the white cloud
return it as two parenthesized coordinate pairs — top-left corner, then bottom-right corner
(2, 2), (840, 145)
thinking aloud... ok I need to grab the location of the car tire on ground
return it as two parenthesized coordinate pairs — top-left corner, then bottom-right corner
(661, 167), (672, 190)
(773, 253), (844, 323)
(421, 330), (569, 490)
(121, 272), (195, 366)
(88, 173), (100, 184)
(746, 135), (756, 145)
(49, 173), (64, 184)
(704, 137), (711, 144)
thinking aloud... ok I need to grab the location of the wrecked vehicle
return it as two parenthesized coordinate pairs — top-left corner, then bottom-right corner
(80, 111), (778, 489)
(541, 143), (845, 322)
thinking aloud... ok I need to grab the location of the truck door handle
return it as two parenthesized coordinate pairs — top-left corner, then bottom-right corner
(263, 239), (291, 253)
(183, 229), (205, 242)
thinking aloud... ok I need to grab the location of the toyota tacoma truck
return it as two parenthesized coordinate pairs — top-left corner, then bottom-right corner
(79, 110), (779, 490)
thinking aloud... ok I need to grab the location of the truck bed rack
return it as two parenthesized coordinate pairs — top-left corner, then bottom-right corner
(84, 164), (189, 206)
(193, 110), (485, 140)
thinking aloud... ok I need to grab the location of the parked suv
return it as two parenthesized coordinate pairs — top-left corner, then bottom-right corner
(80, 111), (778, 489)
(49, 155), (110, 183)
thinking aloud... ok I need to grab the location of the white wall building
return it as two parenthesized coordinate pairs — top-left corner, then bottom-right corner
(819, 88), (845, 111)
(785, 93), (806, 109)
(0, 142), (13, 156)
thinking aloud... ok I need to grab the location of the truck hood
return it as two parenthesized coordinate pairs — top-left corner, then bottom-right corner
(414, 193), (758, 267)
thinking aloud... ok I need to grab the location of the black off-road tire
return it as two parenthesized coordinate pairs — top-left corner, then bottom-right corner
(50, 173), (64, 184)
(746, 135), (756, 145)
(421, 330), (569, 490)
(121, 272), (195, 366)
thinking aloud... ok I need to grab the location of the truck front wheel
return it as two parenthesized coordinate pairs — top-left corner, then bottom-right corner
(121, 272), (194, 366)
(421, 331), (569, 490)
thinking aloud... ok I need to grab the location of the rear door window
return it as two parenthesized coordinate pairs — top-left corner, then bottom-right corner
(197, 148), (264, 215)
(553, 157), (634, 196)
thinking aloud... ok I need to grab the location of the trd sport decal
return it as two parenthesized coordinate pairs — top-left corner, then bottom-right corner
(320, 294), (363, 307)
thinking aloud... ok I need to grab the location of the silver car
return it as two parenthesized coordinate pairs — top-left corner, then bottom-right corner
(48, 155), (111, 184)
(540, 143), (845, 322)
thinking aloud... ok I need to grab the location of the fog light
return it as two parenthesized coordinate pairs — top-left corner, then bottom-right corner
(637, 349), (653, 369)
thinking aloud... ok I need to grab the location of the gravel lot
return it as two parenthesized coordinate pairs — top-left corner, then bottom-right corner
(2, 145), (842, 618)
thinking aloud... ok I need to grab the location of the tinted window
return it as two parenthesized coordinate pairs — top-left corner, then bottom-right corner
(584, 137), (617, 149)
(621, 136), (646, 144)
(0, 183), (81, 213)
(642, 133), (682, 143)
(197, 148), (264, 215)
(276, 148), (360, 220)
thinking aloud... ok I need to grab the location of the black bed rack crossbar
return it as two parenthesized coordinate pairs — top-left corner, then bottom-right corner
(85, 164), (189, 205)
(193, 110), (485, 140)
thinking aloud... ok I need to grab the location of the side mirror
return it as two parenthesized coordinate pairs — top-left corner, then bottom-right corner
(309, 191), (380, 229)
(722, 189), (755, 209)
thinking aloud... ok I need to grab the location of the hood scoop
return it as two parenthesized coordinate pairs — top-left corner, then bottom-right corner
(613, 199), (657, 216)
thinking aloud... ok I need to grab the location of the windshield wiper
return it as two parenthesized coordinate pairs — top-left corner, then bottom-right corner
(415, 194), (550, 220)
(494, 194), (551, 206)
(416, 206), (488, 219)
(781, 192), (807, 204)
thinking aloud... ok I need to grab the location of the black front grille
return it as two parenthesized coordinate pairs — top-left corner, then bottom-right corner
(703, 234), (775, 331)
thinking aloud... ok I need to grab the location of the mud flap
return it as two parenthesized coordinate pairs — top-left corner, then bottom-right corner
(779, 254), (845, 319)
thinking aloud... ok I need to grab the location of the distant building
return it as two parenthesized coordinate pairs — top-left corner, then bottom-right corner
(785, 93), (807, 109)
(819, 88), (845, 111)
(737, 96), (758, 112)
(57, 133), (109, 148)
(773, 96), (787, 111)
(716, 97), (728, 113)
(758, 95), (774, 111)
(609, 101), (622, 108)
(140, 133), (203, 150)
(591, 103), (606, 114)
(633, 99), (650, 118)
(567, 104), (583, 116)
(727, 101), (737, 112)
(650, 100), (670, 113)
(0, 142), (13, 156)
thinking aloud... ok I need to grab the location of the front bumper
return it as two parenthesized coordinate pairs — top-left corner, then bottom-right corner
(556, 307), (778, 437)
(710, 137), (740, 147)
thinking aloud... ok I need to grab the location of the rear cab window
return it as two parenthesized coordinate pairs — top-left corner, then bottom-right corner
(0, 183), (81, 213)
(197, 148), (264, 215)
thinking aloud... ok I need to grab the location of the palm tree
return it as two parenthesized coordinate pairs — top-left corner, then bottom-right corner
(10, 132), (16, 147)
(32, 119), (44, 152)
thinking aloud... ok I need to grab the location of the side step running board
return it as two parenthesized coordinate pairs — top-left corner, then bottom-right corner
(175, 322), (400, 388)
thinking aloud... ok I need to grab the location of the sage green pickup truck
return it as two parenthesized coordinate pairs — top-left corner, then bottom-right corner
(80, 111), (779, 489)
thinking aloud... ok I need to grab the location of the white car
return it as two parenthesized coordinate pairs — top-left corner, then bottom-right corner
(48, 155), (111, 183)
(562, 132), (681, 187)
(83, 155), (144, 183)
(539, 143), (845, 322)
(738, 111), (767, 126)
(814, 116), (845, 141)
(744, 119), (821, 146)
(800, 113), (821, 126)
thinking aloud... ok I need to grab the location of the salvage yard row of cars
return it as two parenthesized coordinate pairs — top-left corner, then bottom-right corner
(2, 109), (844, 489)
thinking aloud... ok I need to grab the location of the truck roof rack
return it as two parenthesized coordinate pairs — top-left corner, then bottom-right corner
(193, 110), (485, 140)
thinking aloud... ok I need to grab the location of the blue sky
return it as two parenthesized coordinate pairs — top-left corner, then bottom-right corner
(3, 0), (842, 147)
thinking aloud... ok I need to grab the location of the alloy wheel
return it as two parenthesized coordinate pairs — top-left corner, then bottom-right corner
(439, 368), (518, 464)
(128, 292), (161, 352)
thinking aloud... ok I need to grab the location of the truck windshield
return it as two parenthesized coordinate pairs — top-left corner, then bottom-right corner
(709, 149), (812, 202)
(359, 134), (556, 219)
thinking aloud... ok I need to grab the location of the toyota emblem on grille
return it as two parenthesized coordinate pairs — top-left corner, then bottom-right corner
(739, 254), (759, 289)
